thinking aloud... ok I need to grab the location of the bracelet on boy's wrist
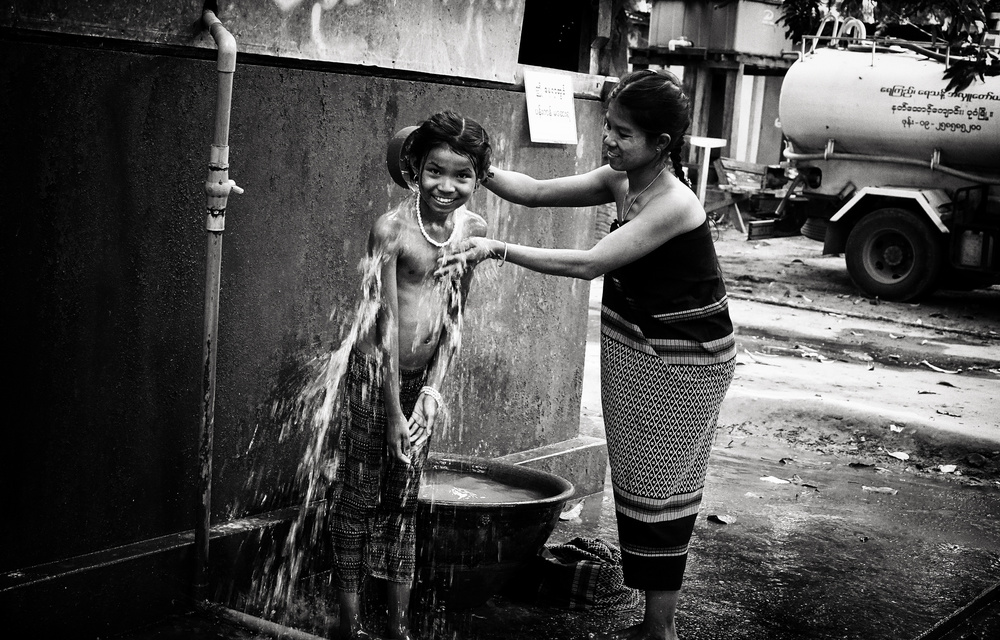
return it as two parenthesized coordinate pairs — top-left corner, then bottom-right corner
(420, 385), (443, 408)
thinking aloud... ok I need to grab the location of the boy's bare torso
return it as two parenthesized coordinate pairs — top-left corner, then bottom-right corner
(356, 204), (485, 369)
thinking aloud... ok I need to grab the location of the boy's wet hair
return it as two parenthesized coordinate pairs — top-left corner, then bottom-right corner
(403, 110), (492, 184)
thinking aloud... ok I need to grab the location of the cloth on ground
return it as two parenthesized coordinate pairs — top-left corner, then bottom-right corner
(513, 537), (640, 611)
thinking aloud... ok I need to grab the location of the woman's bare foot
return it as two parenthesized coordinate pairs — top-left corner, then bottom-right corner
(594, 589), (680, 640)
(591, 620), (677, 640)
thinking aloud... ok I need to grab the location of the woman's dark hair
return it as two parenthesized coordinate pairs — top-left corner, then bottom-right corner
(607, 69), (693, 189)
(403, 110), (492, 184)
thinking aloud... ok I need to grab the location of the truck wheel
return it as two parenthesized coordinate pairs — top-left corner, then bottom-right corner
(800, 217), (827, 242)
(845, 208), (943, 301)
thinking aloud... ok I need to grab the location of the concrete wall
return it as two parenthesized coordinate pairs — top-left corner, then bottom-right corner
(1, 0), (527, 82)
(0, 35), (605, 574)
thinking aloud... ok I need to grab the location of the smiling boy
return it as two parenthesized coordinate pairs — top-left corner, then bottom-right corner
(329, 111), (491, 640)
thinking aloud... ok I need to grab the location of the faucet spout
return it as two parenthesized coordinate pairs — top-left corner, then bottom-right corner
(203, 8), (237, 73)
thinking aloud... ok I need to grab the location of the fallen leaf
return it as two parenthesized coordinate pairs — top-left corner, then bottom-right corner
(559, 501), (584, 520)
(863, 486), (898, 495)
(787, 475), (819, 489)
(886, 451), (910, 461)
(708, 514), (736, 524)
(920, 360), (961, 374)
(760, 475), (791, 484)
(742, 348), (779, 366)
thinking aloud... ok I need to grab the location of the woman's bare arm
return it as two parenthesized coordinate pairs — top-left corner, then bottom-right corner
(484, 164), (618, 208)
(439, 189), (704, 281)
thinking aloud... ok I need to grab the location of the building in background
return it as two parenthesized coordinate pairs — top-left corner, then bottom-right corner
(633, 0), (794, 169)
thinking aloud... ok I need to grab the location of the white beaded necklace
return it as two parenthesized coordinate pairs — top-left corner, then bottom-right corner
(414, 196), (459, 248)
(619, 164), (668, 222)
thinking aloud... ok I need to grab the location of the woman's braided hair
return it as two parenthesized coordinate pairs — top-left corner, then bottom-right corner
(606, 69), (694, 190)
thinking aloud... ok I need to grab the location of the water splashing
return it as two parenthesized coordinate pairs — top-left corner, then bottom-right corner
(233, 198), (472, 623)
(237, 247), (389, 620)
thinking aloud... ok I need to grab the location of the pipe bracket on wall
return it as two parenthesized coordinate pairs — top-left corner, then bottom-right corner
(824, 138), (836, 160)
(205, 143), (243, 231)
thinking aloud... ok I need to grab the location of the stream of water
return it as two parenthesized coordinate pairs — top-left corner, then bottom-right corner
(233, 196), (477, 622)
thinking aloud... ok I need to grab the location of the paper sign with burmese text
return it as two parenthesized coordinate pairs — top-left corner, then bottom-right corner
(523, 69), (578, 144)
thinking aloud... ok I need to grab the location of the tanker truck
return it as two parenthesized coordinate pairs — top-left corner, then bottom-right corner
(777, 38), (1000, 301)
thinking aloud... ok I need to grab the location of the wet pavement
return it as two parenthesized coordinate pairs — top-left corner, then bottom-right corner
(123, 431), (1000, 640)
(120, 257), (1000, 639)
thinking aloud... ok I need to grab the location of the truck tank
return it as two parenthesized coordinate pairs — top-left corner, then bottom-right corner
(778, 47), (1000, 171)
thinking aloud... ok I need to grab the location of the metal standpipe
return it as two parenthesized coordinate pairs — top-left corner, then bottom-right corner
(195, 1), (243, 601)
(190, 8), (336, 639)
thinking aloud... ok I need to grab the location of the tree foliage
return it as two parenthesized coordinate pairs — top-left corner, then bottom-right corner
(778, 0), (999, 43)
(777, 1), (1000, 91)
